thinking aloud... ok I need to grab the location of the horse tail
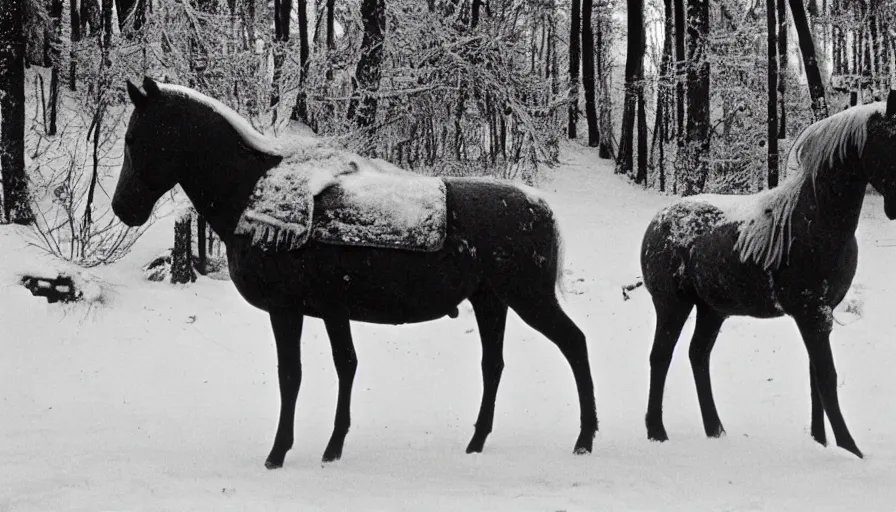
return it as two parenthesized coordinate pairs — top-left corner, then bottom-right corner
(552, 212), (568, 298)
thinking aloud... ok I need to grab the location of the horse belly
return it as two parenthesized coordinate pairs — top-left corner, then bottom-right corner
(227, 238), (480, 324)
(690, 252), (785, 318)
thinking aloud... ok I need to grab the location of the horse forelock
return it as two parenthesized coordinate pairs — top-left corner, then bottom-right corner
(156, 83), (287, 157)
(729, 102), (884, 271)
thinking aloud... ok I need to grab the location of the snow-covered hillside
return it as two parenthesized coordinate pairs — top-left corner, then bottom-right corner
(2, 143), (896, 511)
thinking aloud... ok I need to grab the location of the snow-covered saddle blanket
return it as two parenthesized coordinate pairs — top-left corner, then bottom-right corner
(234, 145), (447, 252)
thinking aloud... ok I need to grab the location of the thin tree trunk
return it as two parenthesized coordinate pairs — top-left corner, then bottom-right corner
(0, 0), (34, 224)
(674, 0), (685, 143)
(69, 0), (81, 90)
(49, 0), (64, 135)
(777, 0), (787, 138)
(197, 216), (207, 275)
(291, 0), (310, 121)
(636, 89), (647, 184)
(595, 7), (612, 158)
(347, 0), (385, 129)
(684, 0), (710, 195)
(582, 0), (599, 147)
(270, 0), (293, 107)
(767, 0), (779, 188)
(325, 0), (335, 80)
(171, 214), (196, 284)
(790, 0), (829, 120)
(619, 0), (645, 175)
(568, 0), (580, 138)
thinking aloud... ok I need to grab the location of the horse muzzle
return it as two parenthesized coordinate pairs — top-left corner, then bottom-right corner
(112, 195), (152, 226)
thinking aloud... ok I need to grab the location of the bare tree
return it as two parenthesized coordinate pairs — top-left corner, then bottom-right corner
(767, 0), (779, 188)
(582, 0), (600, 148)
(0, 0), (35, 224)
(617, 0), (645, 177)
(568, 0), (581, 138)
(777, 0), (787, 138)
(683, 0), (709, 195)
(347, 0), (386, 130)
(290, 0), (310, 122)
(790, 0), (829, 120)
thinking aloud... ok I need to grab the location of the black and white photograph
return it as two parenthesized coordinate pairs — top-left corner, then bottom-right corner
(1, 0), (895, 509)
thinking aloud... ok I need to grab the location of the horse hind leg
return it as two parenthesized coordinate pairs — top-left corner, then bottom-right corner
(506, 293), (597, 454)
(645, 296), (694, 442)
(794, 313), (862, 458)
(689, 304), (726, 438)
(810, 364), (827, 446)
(321, 317), (358, 463)
(265, 312), (304, 469)
(466, 285), (509, 454)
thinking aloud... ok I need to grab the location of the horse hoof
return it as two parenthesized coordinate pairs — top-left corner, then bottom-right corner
(465, 442), (484, 454)
(573, 445), (592, 455)
(321, 451), (342, 463)
(841, 444), (864, 459)
(264, 459), (283, 470)
(646, 427), (668, 442)
(706, 425), (726, 438)
(811, 432), (827, 447)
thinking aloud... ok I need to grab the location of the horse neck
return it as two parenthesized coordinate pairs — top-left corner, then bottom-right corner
(790, 154), (866, 258)
(177, 136), (282, 241)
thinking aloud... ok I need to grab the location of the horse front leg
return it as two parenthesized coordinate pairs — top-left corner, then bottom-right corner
(265, 312), (304, 469)
(466, 285), (509, 454)
(794, 312), (861, 458)
(321, 317), (358, 462)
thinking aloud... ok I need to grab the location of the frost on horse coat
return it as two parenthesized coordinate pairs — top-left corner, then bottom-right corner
(640, 97), (896, 459)
(111, 77), (597, 468)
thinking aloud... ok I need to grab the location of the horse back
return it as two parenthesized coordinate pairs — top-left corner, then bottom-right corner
(224, 177), (560, 323)
(641, 200), (785, 317)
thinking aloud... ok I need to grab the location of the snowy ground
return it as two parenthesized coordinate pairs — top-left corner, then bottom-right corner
(3, 143), (896, 511)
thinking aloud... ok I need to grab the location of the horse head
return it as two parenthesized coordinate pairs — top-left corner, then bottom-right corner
(112, 77), (182, 227)
(864, 90), (896, 220)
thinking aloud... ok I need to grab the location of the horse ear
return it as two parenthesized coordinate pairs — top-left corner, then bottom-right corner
(126, 80), (148, 109)
(887, 90), (896, 117)
(143, 76), (161, 97)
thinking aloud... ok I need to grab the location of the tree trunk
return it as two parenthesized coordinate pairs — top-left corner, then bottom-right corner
(636, 89), (647, 184)
(69, 0), (81, 90)
(674, 0), (685, 143)
(683, 0), (710, 195)
(197, 215), (207, 275)
(471, 0), (481, 28)
(581, 0), (599, 147)
(595, 7), (612, 158)
(0, 0), (35, 224)
(270, 0), (293, 107)
(49, 0), (64, 135)
(767, 0), (779, 188)
(777, 0), (787, 139)
(325, 0), (335, 80)
(618, 0), (645, 175)
(568, 0), (580, 138)
(347, 0), (385, 129)
(171, 214), (197, 284)
(291, 0), (310, 122)
(790, 0), (829, 120)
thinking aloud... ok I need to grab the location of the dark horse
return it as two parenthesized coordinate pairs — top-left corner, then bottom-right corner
(111, 77), (597, 468)
(641, 93), (896, 458)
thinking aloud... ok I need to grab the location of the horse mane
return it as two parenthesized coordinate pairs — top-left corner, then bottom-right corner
(732, 102), (884, 270)
(157, 83), (288, 157)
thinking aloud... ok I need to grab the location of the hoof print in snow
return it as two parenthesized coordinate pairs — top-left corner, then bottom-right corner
(21, 275), (81, 304)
